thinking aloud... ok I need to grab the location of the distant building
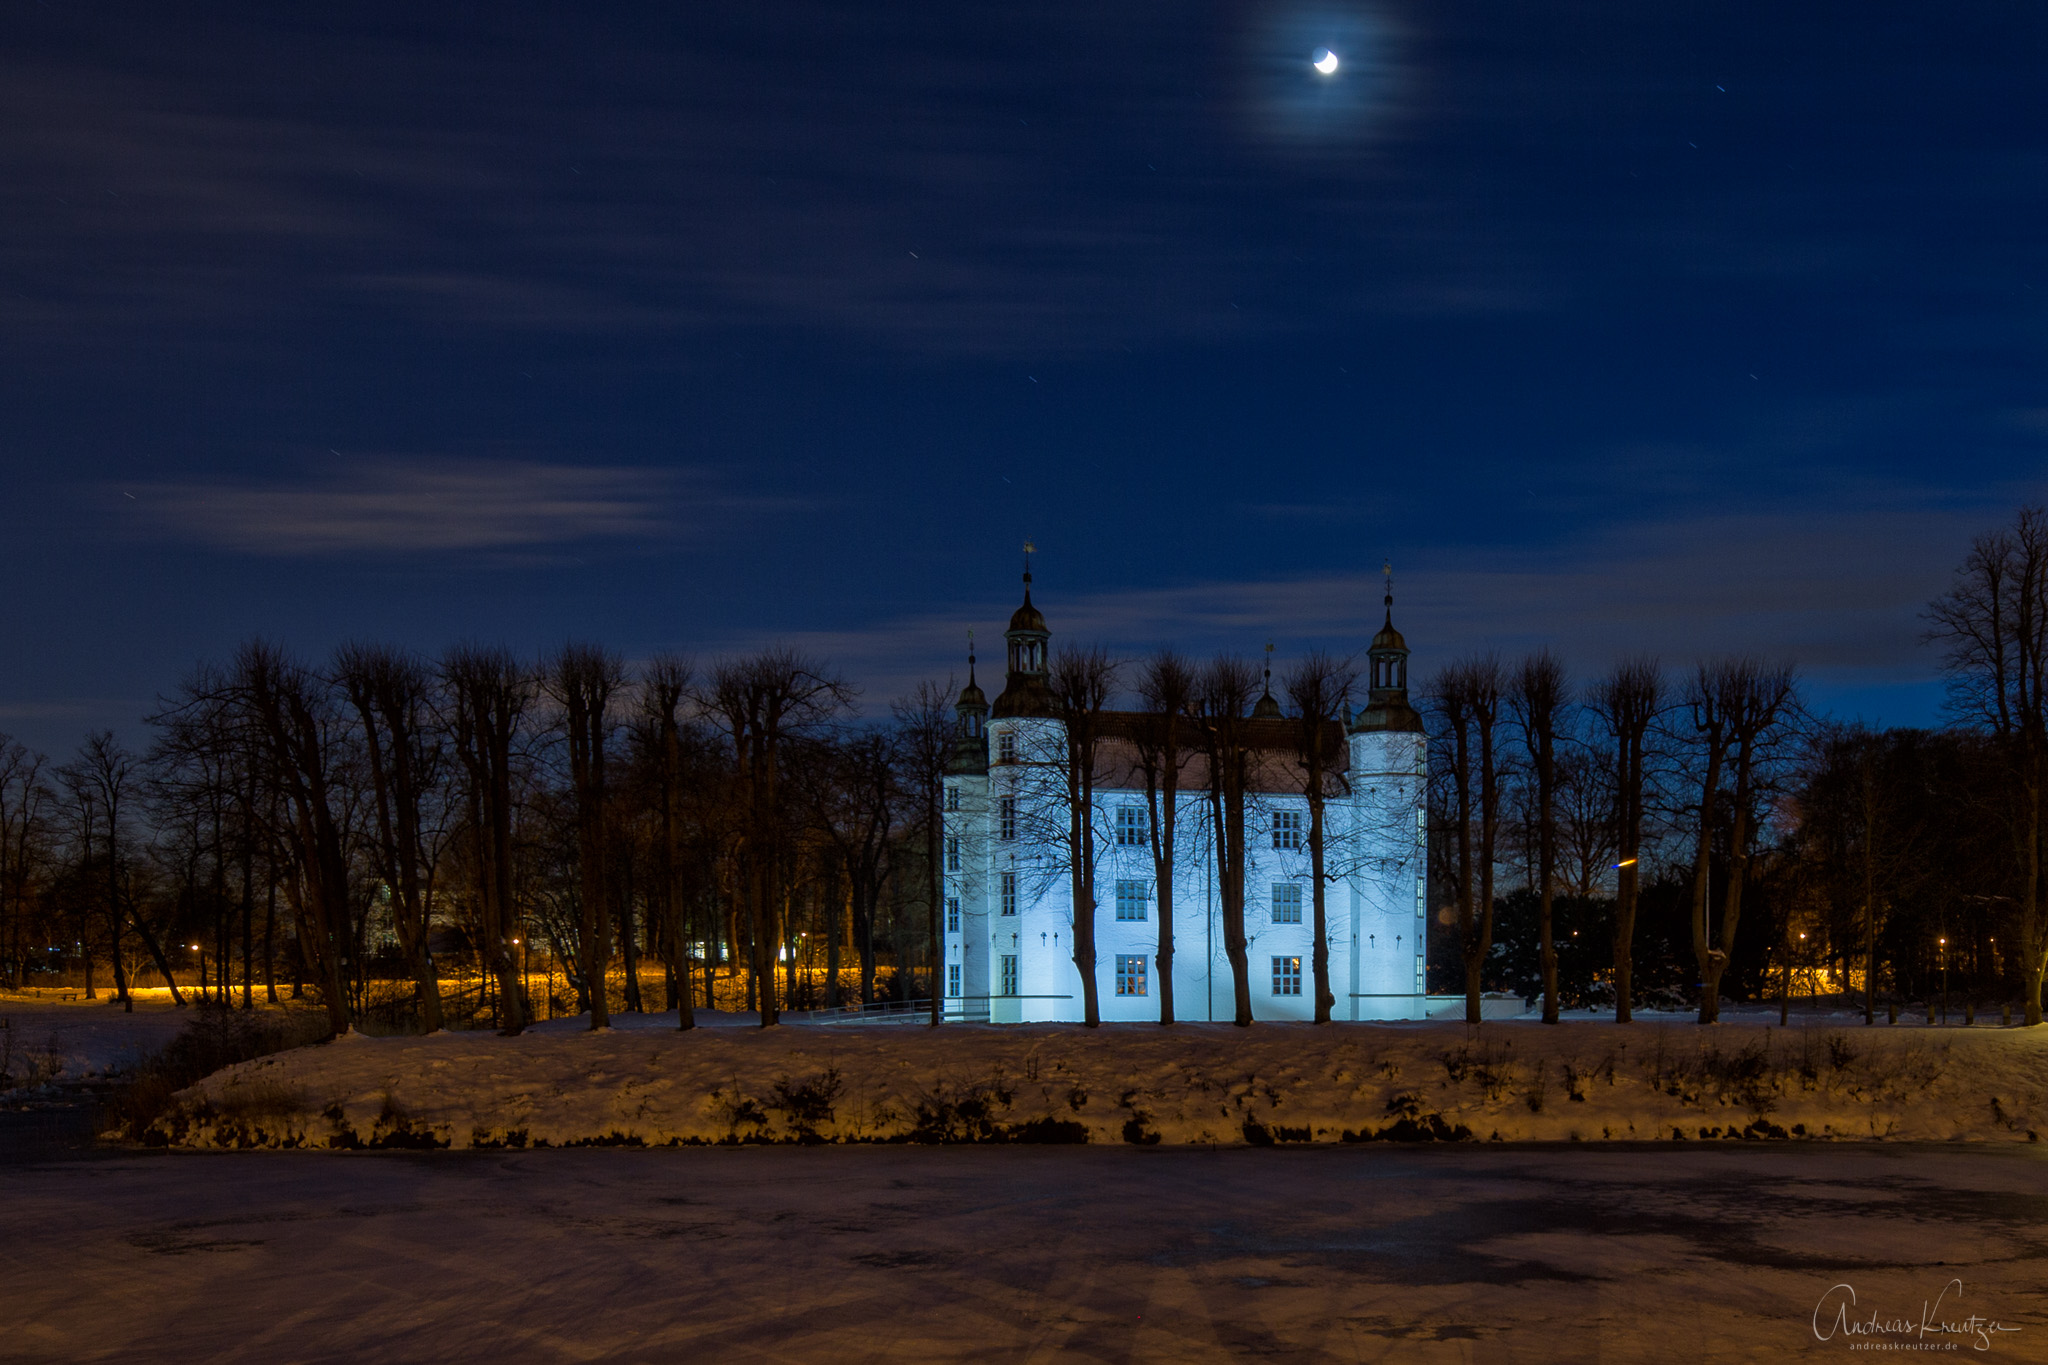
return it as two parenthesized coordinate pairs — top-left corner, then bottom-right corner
(941, 570), (1427, 1023)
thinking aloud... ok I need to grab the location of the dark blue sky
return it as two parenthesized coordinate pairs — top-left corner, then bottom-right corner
(3, 0), (2044, 752)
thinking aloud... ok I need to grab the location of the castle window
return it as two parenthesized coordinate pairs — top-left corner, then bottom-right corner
(1115, 879), (1149, 922)
(947, 964), (961, 998)
(1115, 955), (1148, 997)
(1000, 954), (1019, 995)
(946, 787), (960, 812)
(1271, 883), (1303, 924)
(999, 795), (1017, 841)
(945, 837), (960, 873)
(997, 730), (1017, 764)
(1271, 956), (1302, 997)
(1272, 809), (1304, 851)
(1115, 805), (1147, 847)
(1000, 871), (1018, 916)
(945, 896), (960, 933)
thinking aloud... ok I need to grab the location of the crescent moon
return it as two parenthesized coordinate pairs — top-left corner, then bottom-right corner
(1313, 50), (1339, 75)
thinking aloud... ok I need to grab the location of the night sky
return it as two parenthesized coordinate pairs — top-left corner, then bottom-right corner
(4, 0), (2045, 752)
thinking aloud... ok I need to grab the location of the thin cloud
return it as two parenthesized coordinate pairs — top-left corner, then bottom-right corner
(749, 502), (1990, 712)
(125, 458), (692, 556)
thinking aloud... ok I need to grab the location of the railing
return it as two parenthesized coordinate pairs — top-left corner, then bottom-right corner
(800, 994), (1075, 1025)
(796, 997), (938, 1026)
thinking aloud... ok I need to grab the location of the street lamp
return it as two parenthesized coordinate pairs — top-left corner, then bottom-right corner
(1938, 936), (1949, 1024)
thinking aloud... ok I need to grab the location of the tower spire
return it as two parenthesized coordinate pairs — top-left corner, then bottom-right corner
(1383, 559), (1394, 622)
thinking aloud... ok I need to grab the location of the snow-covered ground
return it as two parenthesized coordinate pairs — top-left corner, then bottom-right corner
(3, 1144), (2042, 1361)
(155, 1011), (2048, 1148)
(0, 993), (192, 1090)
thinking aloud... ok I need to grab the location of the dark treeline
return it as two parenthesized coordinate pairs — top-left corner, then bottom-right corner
(0, 642), (956, 1035)
(1427, 504), (2048, 1027)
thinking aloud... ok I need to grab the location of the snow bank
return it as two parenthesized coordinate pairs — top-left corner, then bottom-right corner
(150, 1015), (2048, 1149)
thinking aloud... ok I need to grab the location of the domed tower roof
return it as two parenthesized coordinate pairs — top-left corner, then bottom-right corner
(1007, 594), (1047, 636)
(1250, 644), (1283, 719)
(992, 544), (1057, 719)
(948, 636), (991, 775)
(1351, 564), (1424, 736)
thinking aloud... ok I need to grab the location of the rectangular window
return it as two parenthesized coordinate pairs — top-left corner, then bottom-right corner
(997, 730), (1017, 764)
(945, 836), (961, 872)
(946, 787), (960, 812)
(1115, 954), (1148, 997)
(1272, 809), (1304, 851)
(947, 963), (961, 998)
(945, 896), (961, 933)
(1271, 883), (1303, 924)
(1000, 954), (1019, 995)
(1115, 879), (1149, 922)
(1271, 955), (1302, 996)
(1000, 871), (1018, 916)
(1115, 804), (1147, 847)
(999, 795), (1017, 841)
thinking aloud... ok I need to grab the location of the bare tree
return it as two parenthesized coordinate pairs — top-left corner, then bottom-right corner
(0, 737), (53, 991)
(1195, 655), (1261, 1025)
(545, 644), (626, 1028)
(335, 644), (446, 1032)
(1927, 507), (2048, 1024)
(231, 644), (357, 1035)
(442, 645), (534, 1034)
(892, 680), (955, 1027)
(636, 654), (697, 1029)
(702, 650), (852, 1026)
(1130, 652), (1196, 1025)
(1589, 657), (1662, 1023)
(1045, 646), (1120, 1028)
(1511, 653), (1568, 1024)
(1686, 658), (1799, 1023)
(1429, 655), (1504, 1024)
(1282, 651), (1356, 1024)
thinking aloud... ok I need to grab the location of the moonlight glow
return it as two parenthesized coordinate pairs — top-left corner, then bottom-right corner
(1314, 49), (1339, 74)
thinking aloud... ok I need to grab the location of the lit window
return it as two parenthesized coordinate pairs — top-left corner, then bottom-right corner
(1000, 871), (1018, 916)
(1271, 955), (1302, 996)
(1000, 954), (1019, 995)
(946, 787), (960, 812)
(1115, 880), (1149, 922)
(997, 730), (1017, 764)
(945, 837), (961, 873)
(1271, 883), (1303, 924)
(1272, 809), (1304, 851)
(999, 795), (1017, 841)
(947, 964), (961, 997)
(1115, 805), (1147, 847)
(945, 896), (960, 933)
(1116, 955), (1148, 997)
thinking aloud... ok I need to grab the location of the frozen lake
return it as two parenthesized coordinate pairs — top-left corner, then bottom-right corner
(4, 1136), (2044, 1361)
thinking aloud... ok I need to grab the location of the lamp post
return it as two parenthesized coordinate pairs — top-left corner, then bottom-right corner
(1938, 935), (1949, 1024)
(1796, 931), (1807, 1018)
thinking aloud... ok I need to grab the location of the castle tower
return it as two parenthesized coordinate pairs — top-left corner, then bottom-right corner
(991, 547), (1056, 720)
(1346, 567), (1428, 1020)
(948, 639), (990, 776)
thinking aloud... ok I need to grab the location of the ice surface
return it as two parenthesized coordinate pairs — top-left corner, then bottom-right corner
(3, 1144), (2043, 1362)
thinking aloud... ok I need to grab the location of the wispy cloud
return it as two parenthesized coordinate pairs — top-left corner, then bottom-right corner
(740, 501), (1986, 711)
(124, 458), (696, 556)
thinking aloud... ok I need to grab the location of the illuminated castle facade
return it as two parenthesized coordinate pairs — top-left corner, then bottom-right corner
(939, 573), (1427, 1023)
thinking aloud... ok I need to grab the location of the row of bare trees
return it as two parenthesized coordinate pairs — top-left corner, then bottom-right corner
(1013, 647), (1377, 1028)
(1430, 650), (1800, 1026)
(0, 642), (957, 1035)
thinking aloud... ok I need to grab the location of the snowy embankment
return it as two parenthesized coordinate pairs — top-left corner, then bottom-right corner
(149, 1011), (2048, 1148)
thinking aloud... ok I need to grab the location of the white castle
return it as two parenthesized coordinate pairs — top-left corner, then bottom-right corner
(939, 570), (1428, 1023)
